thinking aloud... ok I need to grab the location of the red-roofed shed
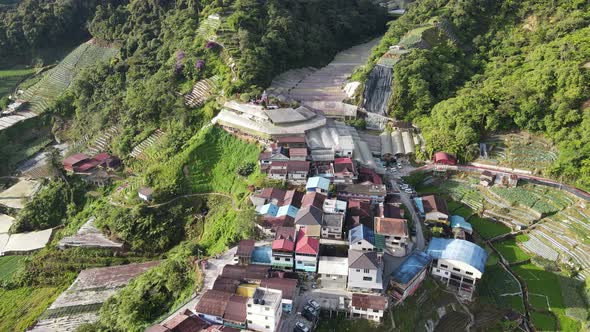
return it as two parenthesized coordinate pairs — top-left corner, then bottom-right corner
(433, 152), (457, 165)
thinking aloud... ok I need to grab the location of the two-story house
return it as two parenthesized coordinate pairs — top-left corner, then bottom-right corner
(318, 256), (348, 289)
(348, 224), (384, 252)
(350, 293), (388, 322)
(271, 227), (296, 271)
(294, 205), (323, 238)
(420, 195), (449, 224)
(374, 216), (409, 257)
(426, 238), (488, 301)
(323, 198), (347, 214)
(321, 214), (344, 239)
(347, 249), (384, 293)
(333, 158), (357, 184)
(295, 229), (319, 273)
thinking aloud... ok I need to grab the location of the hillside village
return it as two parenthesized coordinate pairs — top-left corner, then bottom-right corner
(1, 0), (590, 331)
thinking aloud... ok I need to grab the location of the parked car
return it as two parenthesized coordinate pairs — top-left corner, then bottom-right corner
(302, 307), (317, 321)
(294, 321), (310, 332)
(307, 299), (321, 311)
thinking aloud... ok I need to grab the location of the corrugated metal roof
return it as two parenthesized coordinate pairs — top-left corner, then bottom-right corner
(426, 238), (487, 273)
(390, 251), (431, 285)
(349, 224), (375, 245)
(450, 215), (473, 233)
(306, 176), (330, 191)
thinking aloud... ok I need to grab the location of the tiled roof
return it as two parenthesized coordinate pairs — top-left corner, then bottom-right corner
(276, 136), (306, 144)
(295, 229), (319, 255)
(195, 290), (233, 317)
(162, 310), (209, 332)
(275, 226), (296, 241)
(289, 148), (308, 157)
(287, 160), (310, 172)
(374, 217), (407, 236)
(301, 192), (327, 209)
(348, 249), (379, 269)
(236, 239), (255, 257)
(421, 195), (449, 216)
(260, 277), (298, 300)
(222, 265), (269, 281)
(295, 205), (323, 226)
(223, 295), (248, 323)
(351, 293), (387, 310)
(272, 238), (295, 252)
(212, 276), (240, 293)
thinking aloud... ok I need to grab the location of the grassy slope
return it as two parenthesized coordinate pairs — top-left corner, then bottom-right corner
(0, 67), (36, 97)
(0, 286), (63, 331)
(0, 256), (27, 282)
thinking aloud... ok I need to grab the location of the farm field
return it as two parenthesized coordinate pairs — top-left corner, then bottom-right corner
(477, 264), (524, 313)
(0, 255), (27, 282)
(494, 239), (530, 263)
(469, 216), (510, 240)
(477, 132), (557, 173)
(0, 67), (36, 97)
(0, 286), (62, 331)
(20, 41), (118, 114)
(512, 263), (584, 331)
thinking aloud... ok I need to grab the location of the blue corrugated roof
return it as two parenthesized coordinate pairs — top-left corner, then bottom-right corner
(259, 203), (279, 216)
(414, 197), (424, 214)
(390, 251), (432, 285)
(450, 215), (472, 233)
(277, 205), (299, 218)
(348, 224), (375, 245)
(306, 176), (330, 191)
(426, 238), (487, 273)
(251, 246), (272, 265)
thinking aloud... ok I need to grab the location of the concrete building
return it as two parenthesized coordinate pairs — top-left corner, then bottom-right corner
(323, 198), (347, 214)
(295, 229), (319, 273)
(321, 214), (344, 239)
(348, 224), (383, 252)
(336, 183), (387, 205)
(347, 249), (383, 293)
(246, 288), (283, 332)
(333, 157), (357, 184)
(350, 293), (388, 322)
(374, 216), (409, 257)
(389, 251), (432, 303)
(426, 238), (488, 300)
(260, 278), (298, 313)
(318, 256), (348, 289)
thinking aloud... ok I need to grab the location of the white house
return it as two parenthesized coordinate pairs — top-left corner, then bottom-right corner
(318, 256), (348, 289)
(347, 249), (383, 293)
(246, 288), (283, 332)
(348, 224), (378, 252)
(426, 238), (488, 300)
(350, 293), (388, 322)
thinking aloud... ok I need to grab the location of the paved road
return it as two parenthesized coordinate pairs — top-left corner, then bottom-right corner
(388, 177), (425, 250)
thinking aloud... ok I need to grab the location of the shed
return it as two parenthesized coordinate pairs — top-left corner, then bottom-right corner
(433, 152), (457, 165)
(449, 215), (473, 234)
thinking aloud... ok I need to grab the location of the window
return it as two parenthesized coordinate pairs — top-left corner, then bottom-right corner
(356, 269), (360, 272)
(265, 307), (270, 311)
(466, 271), (473, 276)
(440, 264), (448, 268)
(247, 304), (252, 307)
(363, 276), (372, 281)
(285, 258), (291, 261)
(266, 326), (270, 329)
(357, 242), (362, 245)
(297, 261), (302, 264)
(326, 274), (331, 277)
(363, 269), (370, 274)
(274, 257), (280, 261)
(265, 316), (268, 320)
(453, 268), (461, 272)
(373, 309), (379, 312)
(248, 320), (252, 324)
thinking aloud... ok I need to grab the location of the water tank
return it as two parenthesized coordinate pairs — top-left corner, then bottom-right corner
(254, 298), (259, 304)
(260, 299), (265, 305)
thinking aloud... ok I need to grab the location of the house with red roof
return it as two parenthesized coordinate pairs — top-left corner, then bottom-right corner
(333, 158), (357, 184)
(295, 229), (319, 273)
(271, 227), (296, 271)
(433, 152), (457, 165)
(63, 153), (91, 172)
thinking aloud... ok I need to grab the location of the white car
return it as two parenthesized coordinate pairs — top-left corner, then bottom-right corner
(307, 299), (321, 311)
(295, 321), (310, 332)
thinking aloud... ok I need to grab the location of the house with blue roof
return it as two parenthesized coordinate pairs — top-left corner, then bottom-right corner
(258, 203), (279, 217)
(450, 215), (473, 234)
(276, 205), (299, 219)
(426, 238), (488, 300)
(388, 251), (432, 302)
(306, 176), (331, 194)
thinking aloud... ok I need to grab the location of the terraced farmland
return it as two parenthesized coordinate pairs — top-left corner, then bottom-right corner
(184, 76), (219, 108)
(0, 67), (36, 97)
(478, 132), (557, 173)
(20, 41), (118, 114)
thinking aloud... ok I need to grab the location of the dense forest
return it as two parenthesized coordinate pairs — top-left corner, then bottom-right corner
(366, 0), (590, 190)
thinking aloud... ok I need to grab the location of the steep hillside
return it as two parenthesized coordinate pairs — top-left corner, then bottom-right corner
(362, 0), (590, 190)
